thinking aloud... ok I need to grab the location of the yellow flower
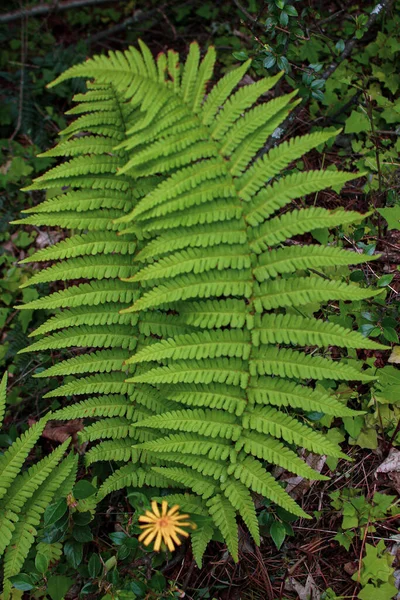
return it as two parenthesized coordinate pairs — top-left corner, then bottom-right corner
(138, 501), (196, 552)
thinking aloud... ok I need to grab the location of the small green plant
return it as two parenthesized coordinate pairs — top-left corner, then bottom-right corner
(330, 488), (399, 551)
(0, 373), (77, 599)
(353, 540), (398, 600)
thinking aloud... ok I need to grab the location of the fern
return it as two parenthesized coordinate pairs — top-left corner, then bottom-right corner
(0, 374), (77, 598)
(17, 42), (385, 564)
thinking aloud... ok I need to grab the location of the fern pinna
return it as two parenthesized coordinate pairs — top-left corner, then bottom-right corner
(17, 42), (385, 563)
(0, 374), (77, 598)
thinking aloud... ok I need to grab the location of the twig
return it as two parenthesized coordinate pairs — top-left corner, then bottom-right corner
(86, 8), (162, 44)
(232, 0), (261, 28)
(9, 9), (26, 142)
(260, 0), (395, 156)
(0, 0), (120, 24)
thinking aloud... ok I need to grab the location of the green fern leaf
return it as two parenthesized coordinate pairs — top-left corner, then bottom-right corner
(131, 409), (242, 441)
(250, 346), (376, 381)
(0, 418), (48, 500)
(52, 395), (134, 420)
(254, 245), (378, 279)
(242, 406), (346, 457)
(248, 376), (363, 416)
(0, 373), (6, 429)
(228, 456), (308, 518)
(252, 313), (387, 349)
(206, 495), (239, 561)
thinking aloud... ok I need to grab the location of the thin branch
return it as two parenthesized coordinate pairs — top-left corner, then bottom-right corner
(9, 11), (26, 142)
(0, 0), (120, 24)
(87, 8), (159, 43)
(260, 0), (395, 155)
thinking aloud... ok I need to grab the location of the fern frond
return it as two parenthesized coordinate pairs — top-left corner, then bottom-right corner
(129, 358), (249, 388)
(97, 464), (176, 500)
(242, 406), (346, 457)
(177, 299), (247, 329)
(235, 431), (329, 480)
(151, 467), (216, 499)
(220, 479), (260, 545)
(135, 434), (232, 461)
(20, 232), (136, 264)
(34, 349), (130, 378)
(191, 524), (214, 568)
(18, 41), (383, 561)
(238, 130), (340, 201)
(250, 346), (376, 381)
(163, 383), (247, 416)
(13, 209), (128, 231)
(0, 373), (6, 428)
(0, 418), (48, 500)
(0, 439), (71, 558)
(39, 136), (116, 157)
(30, 305), (137, 337)
(21, 255), (135, 288)
(52, 395), (134, 420)
(131, 409), (242, 441)
(127, 330), (250, 364)
(254, 245), (377, 279)
(130, 245), (250, 283)
(228, 456), (309, 518)
(135, 221), (246, 262)
(21, 190), (132, 215)
(21, 326), (137, 353)
(85, 439), (136, 465)
(253, 277), (381, 311)
(122, 271), (252, 313)
(252, 313), (386, 349)
(250, 207), (368, 252)
(43, 372), (131, 398)
(17, 280), (138, 311)
(248, 376), (362, 416)
(245, 170), (360, 225)
(2, 453), (76, 592)
(206, 495), (238, 561)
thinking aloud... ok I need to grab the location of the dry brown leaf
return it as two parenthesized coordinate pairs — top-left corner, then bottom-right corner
(376, 448), (400, 494)
(376, 448), (400, 474)
(28, 417), (83, 443)
(285, 574), (321, 600)
(388, 346), (400, 364)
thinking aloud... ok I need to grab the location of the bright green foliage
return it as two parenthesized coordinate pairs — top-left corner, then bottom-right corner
(18, 42), (385, 564)
(0, 374), (77, 599)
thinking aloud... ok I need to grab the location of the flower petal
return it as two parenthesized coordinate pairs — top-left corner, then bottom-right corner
(151, 501), (161, 517)
(153, 530), (163, 552)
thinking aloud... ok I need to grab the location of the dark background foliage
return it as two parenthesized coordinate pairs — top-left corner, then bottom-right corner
(0, 1), (399, 598)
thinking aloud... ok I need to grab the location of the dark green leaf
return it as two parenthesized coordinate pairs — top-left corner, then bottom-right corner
(264, 54), (276, 69)
(232, 51), (249, 62)
(383, 327), (399, 343)
(9, 574), (35, 592)
(279, 11), (289, 26)
(72, 524), (93, 543)
(47, 575), (74, 600)
(73, 480), (97, 499)
(35, 552), (49, 574)
(44, 498), (68, 527)
(73, 511), (92, 526)
(285, 5), (298, 16)
(270, 521), (286, 550)
(88, 554), (102, 579)
(64, 540), (83, 569)
(149, 573), (166, 592)
(277, 55), (290, 72)
(109, 531), (128, 545)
